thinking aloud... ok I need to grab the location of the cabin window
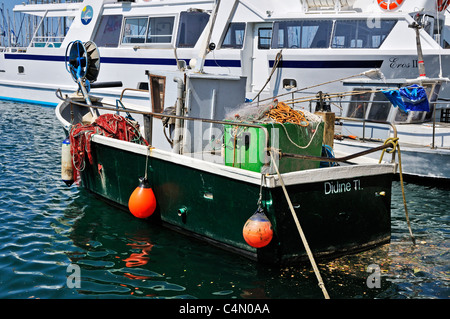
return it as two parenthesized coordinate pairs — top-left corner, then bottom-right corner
(177, 11), (210, 48)
(347, 89), (371, 119)
(332, 20), (397, 48)
(122, 16), (175, 45)
(221, 23), (246, 49)
(93, 15), (123, 47)
(147, 17), (175, 43)
(123, 17), (148, 43)
(258, 28), (273, 49)
(272, 20), (332, 49)
(367, 91), (391, 121)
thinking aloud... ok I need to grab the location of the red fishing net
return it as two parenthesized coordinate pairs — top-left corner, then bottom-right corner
(69, 113), (148, 181)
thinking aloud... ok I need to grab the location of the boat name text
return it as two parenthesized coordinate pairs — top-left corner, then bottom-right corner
(324, 179), (362, 195)
(389, 57), (418, 69)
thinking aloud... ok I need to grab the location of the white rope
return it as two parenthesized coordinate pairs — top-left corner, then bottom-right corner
(270, 151), (330, 299)
(436, 1), (444, 78)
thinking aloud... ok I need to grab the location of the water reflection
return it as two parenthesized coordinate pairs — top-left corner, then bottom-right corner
(1, 102), (447, 299)
(59, 180), (449, 299)
(123, 238), (154, 268)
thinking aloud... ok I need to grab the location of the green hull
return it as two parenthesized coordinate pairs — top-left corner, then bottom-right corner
(79, 135), (392, 264)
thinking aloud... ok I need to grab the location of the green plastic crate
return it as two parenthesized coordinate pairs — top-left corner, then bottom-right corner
(224, 121), (324, 173)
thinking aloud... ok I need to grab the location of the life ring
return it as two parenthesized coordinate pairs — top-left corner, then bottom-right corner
(377, 0), (404, 11)
(437, 0), (450, 12)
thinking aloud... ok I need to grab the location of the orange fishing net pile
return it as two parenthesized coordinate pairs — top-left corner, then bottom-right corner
(266, 102), (309, 126)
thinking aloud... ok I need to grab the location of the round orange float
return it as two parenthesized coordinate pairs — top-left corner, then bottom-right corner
(128, 177), (157, 219)
(243, 209), (273, 248)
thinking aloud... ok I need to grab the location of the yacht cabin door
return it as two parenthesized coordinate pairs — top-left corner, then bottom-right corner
(251, 23), (273, 95)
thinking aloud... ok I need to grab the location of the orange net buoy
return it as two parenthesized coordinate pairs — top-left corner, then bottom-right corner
(128, 177), (157, 219)
(266, 102), (309, 127)
(243, 209), (273, 248)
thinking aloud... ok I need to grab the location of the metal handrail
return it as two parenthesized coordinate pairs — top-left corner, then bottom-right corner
(336, 116), (398, 139)
(119, 88), (149, 101)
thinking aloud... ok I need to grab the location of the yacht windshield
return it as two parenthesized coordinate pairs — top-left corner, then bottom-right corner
(177, 11), (210, 48)
(221, 23), (246, 49)
(271, 19), (397, 49)
(332, 20), (397, 49)
(272, 20), (332, 49)
(93, 15), (123, 47)
(122, 16), (175, 45)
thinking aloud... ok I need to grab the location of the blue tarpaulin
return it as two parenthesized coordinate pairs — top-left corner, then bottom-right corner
(382, 84), (429, 113)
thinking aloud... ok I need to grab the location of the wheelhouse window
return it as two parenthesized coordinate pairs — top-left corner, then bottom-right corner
(367, 91), (391, 121)
(94, 15), (123, 47)
(147, 17), (175, 43)
(123, 17), (148, 43)
(332, 19), (397, 48)
(177, 11), (210, 48)
(122, 16), (175, 45)
(272, 20), (332, 49)
(221, 23), (245, 48)
(258, 28), (272, 49)
(347, 89), (371, 119)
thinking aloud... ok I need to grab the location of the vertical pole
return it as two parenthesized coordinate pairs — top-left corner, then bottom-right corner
(409, 21), (426, 78)
(315, 111), (335, 148)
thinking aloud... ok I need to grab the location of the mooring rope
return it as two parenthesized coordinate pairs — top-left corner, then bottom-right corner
(269, 150), (330, 299)
(253, 50), (283, 102)
(144, 145), (154, 180)
(379, 138), (416, 246)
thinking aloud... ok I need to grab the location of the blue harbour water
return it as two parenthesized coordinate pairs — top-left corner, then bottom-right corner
(0, 101), (448, 302)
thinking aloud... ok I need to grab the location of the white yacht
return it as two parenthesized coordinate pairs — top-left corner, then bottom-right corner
(0, 0), (449, 108)
(2, 0), (450, 181)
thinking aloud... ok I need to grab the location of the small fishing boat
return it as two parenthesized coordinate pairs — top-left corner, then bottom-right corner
(55, 39), (397, 266)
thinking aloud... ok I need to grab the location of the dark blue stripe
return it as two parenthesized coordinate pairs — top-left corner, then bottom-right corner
(101, 57), (241, 68)
(270, 60), (384, 69)
(5, 54), (379, 69)
(204, 59), (241, 68)
(5, 54), (66, 62)
(5, 53), (241, 68)
(100, 57), (176, 65)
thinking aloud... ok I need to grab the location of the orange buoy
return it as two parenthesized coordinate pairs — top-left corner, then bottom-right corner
(128, 177), (157, 219)
(377, 0), (404, 11)
(243, 208), (273, 248)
